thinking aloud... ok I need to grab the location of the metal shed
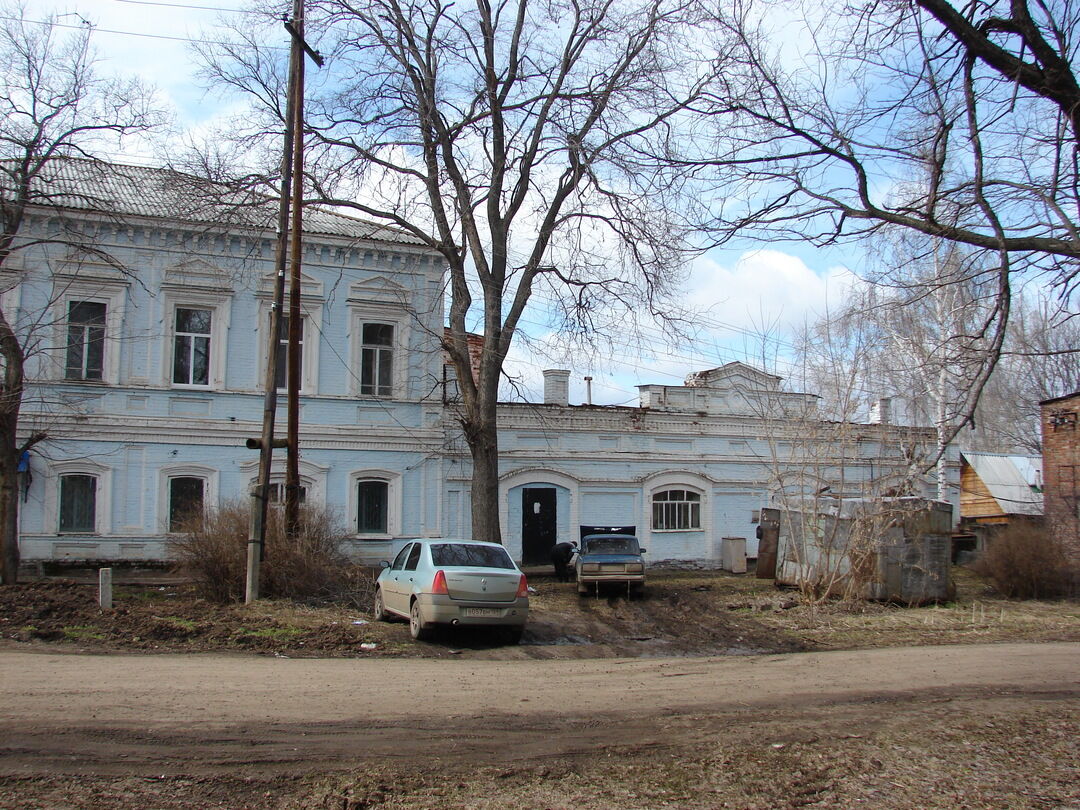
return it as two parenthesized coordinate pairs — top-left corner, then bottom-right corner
(773, 497), (954, 604)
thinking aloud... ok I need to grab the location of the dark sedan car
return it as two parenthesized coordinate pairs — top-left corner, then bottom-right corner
(575, 532), (647, 595)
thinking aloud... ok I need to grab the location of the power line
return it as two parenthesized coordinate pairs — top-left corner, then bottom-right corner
(0, 13), (288, 50)
(114, 0), (252, 12)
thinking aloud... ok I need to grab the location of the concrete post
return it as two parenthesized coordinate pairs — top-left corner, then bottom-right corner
(98, 567), (113, 610)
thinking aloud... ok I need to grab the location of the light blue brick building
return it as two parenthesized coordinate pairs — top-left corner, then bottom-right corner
(10, 161), (959, 569)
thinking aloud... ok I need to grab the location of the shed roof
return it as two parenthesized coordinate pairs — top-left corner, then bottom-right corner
(962, 452), (1044, 516)
(8, 158), (425, 246)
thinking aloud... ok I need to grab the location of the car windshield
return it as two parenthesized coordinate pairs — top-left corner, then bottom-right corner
(583, 536), (639, 554)
(430, 543), (516, 569)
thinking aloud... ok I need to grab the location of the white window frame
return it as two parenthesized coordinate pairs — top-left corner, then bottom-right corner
(651, 488), (702, 531)
(239, 457), (328, 506)
(53, 280), (127, 385)
(47, 459), (112, 535)
(349, 304), (410, 399)
(258, 304), (321, 394)
(162, 292), (230, 390)
(158, 464), (218, 533)
(349, 469), (401, 539)
(644, 473), (708, 535)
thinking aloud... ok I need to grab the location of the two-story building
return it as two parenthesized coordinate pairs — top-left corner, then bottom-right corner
(10, 160), (447, 563)
(8, 160), (959, 570)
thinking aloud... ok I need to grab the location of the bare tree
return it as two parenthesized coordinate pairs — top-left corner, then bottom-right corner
(199, 0), (727, 542)
(702, 0), (1080, 440)
(0, 4), (160, 583)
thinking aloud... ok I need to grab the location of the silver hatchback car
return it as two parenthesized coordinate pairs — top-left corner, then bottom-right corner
(373, 539), (530, 643)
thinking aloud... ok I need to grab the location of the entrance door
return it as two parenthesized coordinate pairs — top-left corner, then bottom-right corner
(521, 487), (557, 566)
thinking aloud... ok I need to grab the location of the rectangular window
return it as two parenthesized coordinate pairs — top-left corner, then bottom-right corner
(274, 315), (304, 390)
(168, 476), (205, 532)
(173, 308), (212, 386)
(357, 479), (388, 533)
(360, 323), (394, 396)
(59, 474), (96, 532)
(65, 301), (106, 381)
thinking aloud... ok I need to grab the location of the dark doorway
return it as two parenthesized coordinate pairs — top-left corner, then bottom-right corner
(521, 487), (557, 566)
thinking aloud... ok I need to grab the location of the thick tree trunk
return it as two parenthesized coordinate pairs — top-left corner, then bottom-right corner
(0, 452), (19, 585)
(467, 416), (502, 544)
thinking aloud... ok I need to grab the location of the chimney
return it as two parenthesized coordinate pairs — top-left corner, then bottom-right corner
(869, 397), (892, 425)
(543, 369), (570, 406)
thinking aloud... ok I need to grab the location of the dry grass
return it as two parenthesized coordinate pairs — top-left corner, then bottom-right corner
(168, 500), (374, 608)
(974, 522), (1077, 599)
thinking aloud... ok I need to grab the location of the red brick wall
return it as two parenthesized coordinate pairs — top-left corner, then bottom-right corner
(1041, 393), (1080, 562)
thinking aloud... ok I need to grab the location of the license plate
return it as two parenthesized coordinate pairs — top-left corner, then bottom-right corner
(464, 607), (501, 618)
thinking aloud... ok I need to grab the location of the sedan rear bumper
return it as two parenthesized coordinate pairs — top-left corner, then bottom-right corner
(416, 594), (529, 627)
(578, 573), (646, 585)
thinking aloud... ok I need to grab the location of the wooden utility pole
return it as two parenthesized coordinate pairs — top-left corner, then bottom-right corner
(245, 0), (322, 603)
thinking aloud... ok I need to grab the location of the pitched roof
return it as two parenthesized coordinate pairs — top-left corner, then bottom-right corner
(11, 158), (425, 246)
(962, 452), (1044, 516)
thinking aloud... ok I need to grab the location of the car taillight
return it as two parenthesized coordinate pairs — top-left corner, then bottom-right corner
(431, 569), (449, 595)
(516, 574), (528, 598)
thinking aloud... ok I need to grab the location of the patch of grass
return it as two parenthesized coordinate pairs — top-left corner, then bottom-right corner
(157, 616), (197, 631)
(237, 626), (301, 640)
(62, 625), (104, 641)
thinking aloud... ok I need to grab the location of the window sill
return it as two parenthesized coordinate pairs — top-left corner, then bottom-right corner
(650, 528), (705, 533)
(353, 534), (393, 541)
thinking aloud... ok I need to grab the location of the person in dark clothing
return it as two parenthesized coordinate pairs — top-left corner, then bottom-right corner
(551, 541), (578, 582)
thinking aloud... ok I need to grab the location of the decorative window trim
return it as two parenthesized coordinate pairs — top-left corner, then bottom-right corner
(256, 304), (321, 394)
(643, 473), (709, 535)
(161, 292), (231, 390)
(348, 302), (411, 400)
(46, 459), (112, 535)
(239, 457), (328, 506)
(52, 278), (127, 384)
(348, 469), (401, 539)
(158, 464), (219, 533)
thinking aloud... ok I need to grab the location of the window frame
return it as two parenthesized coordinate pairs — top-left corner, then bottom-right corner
(258, 305), (321, 394)
(58, 473), (98, 533)
(53, 280), (126, 385)
(163, 293), (230, 390)
(359, 321), (396, 397)
(348, 304), (409, 399)
(651, 488), (703, 531)
(48, 459), (111, 535)
(64, 300), (108, 382)
(349, 469), (401, 539)
(159, 465), (218, 534)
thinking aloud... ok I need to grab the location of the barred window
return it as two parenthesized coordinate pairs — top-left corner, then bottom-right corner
(652, 489), (701, 530)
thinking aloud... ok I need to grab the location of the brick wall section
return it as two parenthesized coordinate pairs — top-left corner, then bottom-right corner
(1040, 392), (1080, 562)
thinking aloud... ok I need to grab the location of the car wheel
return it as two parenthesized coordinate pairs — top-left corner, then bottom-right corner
(409, 600), (433, 641)
(373, 588), (388, 622)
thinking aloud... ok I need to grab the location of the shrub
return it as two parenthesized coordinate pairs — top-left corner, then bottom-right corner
(973, 523), (1076, 600)
(169, 499), (374, 607)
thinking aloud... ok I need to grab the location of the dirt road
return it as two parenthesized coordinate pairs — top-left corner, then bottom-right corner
(2, 643), (1078, 808)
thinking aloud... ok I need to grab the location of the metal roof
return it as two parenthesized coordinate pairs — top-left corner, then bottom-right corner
(962, 452), (1044, 515)
(8, 158), (425, 246)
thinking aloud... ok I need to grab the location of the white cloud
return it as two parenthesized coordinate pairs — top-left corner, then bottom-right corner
(686, 248), (857, 336)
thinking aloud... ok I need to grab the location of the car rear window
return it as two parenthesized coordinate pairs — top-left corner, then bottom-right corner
(583, 536), (639, 554)
(430, 543), (515, 569)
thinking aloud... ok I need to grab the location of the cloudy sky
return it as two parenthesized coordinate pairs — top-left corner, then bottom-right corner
(31, 0), (860, 405)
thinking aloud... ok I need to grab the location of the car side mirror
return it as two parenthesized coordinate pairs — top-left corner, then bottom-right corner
(639, 548), (647, 554)
(379, 560), (391, 569)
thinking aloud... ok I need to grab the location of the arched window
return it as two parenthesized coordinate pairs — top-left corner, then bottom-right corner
(652, 489), (701, 530)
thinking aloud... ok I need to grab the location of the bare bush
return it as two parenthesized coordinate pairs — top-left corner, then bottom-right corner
(169, 499), (373, 607)
(974, 524), (1075, 600)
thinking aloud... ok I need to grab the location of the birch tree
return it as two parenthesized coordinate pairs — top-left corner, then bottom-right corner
(703, 0), (1080, 442)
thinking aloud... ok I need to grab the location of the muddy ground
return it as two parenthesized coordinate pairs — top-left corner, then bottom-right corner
(1, 568), (1078, 809)
(1, 567), (1078, 659)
